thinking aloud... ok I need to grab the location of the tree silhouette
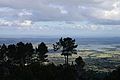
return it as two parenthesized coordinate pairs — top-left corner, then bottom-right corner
(7, 44), (16, 62)
(25, 43), (34, 55)
(24, 43), (34, 64)
(36, 42), (48, 62)
(0, 45), (2, 60)
(0, 44), (8, 62)
(75, 56), (85, 68)
(75, 56), (85, 80)
(53, 37), (77, 65)
(16, 42), (26, 66)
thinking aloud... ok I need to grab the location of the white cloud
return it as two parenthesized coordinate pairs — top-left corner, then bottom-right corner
(18, 20), (32, 27)
(49, 4), (68, 14)
(0, 19), (12, 26)
(104, 1), (120, 20)
(0, 0), (119, 21)
(0, 0), (119, 26)
(0, 21), (120, 37)
(0, 19), (32, 27)
(18, 9), (32, 17)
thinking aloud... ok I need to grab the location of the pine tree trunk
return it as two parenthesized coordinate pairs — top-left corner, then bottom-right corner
(20, 58), (24, 67)
(66, 55), (68, 65)
(65, 56), (66, 64)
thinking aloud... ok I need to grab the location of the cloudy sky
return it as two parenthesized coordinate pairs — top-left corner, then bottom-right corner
(0, 0), (120, 38)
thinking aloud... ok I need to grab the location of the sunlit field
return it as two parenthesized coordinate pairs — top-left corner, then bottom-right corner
(47, 46), (120, 72)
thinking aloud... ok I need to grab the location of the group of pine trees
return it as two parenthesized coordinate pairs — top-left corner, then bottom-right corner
(0, 42), (48, 66)
(0, 37), (84, 66)
(0, 37), (119, 80)
(0, 37), (86, 80)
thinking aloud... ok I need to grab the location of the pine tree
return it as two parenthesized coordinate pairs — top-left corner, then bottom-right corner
(53, 37), (77, 65)
(37, 42), (48, 62)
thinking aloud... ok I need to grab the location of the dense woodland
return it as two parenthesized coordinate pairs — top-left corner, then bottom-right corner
(0, 37), (120, 80)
